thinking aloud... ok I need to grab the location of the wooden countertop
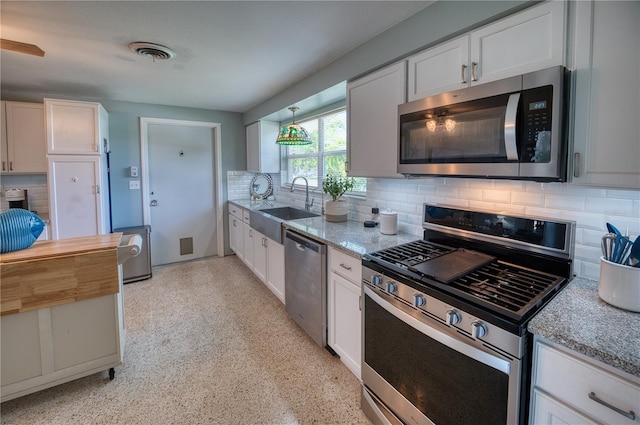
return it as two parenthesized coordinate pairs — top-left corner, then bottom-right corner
(1, 233), (123, 315)
(0, 233), (122, 264)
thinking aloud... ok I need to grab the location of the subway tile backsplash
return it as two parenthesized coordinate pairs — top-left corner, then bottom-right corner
(0, 174), (49, 216)
(227, 171), (640, 281)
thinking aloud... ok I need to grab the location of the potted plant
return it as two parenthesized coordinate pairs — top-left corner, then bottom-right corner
(322, 174), (354, 222)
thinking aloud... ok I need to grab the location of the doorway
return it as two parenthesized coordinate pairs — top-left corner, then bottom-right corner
(140, 118), (223, 266)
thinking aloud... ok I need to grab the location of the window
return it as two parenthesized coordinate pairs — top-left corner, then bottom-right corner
(284, 108), (366, 194)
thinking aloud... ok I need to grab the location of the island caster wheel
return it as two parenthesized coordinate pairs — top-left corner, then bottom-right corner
(109, 368), (115, 380)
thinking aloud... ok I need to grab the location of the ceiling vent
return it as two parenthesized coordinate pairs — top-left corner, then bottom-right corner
(128, 42), (176, 61)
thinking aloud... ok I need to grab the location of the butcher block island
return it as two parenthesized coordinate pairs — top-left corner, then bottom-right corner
(0, 234), (126, 402)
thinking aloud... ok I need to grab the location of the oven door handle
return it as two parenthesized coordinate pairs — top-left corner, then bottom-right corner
(364, 286), (511, 375)
(504, 92), (520, 161)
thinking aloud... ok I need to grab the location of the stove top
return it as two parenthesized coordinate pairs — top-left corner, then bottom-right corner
(363, 204), (575, 325)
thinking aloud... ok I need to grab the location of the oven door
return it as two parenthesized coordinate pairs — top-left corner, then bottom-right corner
(362, 285), (524, 425)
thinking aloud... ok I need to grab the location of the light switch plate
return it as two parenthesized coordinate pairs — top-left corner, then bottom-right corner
(130, 166), (139, 177)
(129, 180), (140, 190)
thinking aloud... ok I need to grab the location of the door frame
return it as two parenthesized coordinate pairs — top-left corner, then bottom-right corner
(139, 117), (224, 258)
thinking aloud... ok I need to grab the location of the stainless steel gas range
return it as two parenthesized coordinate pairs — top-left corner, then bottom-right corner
(361, 204), (575, 425)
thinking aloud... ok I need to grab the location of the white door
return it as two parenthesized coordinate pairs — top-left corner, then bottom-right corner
(141, 118), (222, 266)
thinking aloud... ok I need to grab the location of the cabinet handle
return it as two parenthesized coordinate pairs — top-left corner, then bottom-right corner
(9, 161), (13, 171)
(471, 62), (478, 81)
(2, 161), (5, 171)
(233, 219), (237, 227)
(96, 184), (100, 194)
(339, 263), (352, 271)
(249, 229), (252, 237)
(461, 64), (467, 84)
(359, 295), (362, 311)
(588, 392), (636, 420)
(573, 152), (580, 178)
(262, 237), (267, 247)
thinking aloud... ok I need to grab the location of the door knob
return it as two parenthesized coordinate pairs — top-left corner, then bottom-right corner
(150, 199), (158, 207)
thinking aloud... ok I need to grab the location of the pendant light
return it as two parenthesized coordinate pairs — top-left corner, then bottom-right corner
(276, 106), (312, 145)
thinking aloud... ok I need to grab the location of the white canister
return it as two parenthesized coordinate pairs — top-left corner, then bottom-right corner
(379, 209), (398, 235)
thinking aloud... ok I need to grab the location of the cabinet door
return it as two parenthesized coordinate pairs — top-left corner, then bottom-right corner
(4, 102), (47, 173)
(530, 389), (597, 425)
(45, 99), (103, 155)
(266, 239), (285, 304)
(407, 35), (470, 101)
(50, 295), (119, 371)
(228, 213), (240, 254)
(328, 271), (361, 379)
(48, 156), (104, 240)
(253, 230), (268, 283)
(0, 310), (42, 387)
(242, 221), (254, 269)
(347, 61), (405, 178)
(246, 120), (280, 173)
(571, 1), (640, 189)
(470, 1), (565, 85)
(0, 102), (5, 172)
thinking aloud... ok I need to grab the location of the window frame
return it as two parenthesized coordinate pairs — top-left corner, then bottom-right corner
(282, 107), (365, 197)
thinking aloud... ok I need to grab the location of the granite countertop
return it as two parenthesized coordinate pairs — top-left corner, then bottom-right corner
(229, 199), (419, 257)
(528, 277), (640, 379)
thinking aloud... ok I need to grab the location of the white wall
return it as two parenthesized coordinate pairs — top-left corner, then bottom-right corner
(228, 171), (640, 282)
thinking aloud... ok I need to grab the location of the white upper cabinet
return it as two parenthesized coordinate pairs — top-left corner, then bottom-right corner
(45, 98), (108, 155)
(570, 0), (640, 189)
(408, 1), (566, 101)
(347, 61), (406, 178)
(246, 120), (280, 173)
(1, 101), (47, 174)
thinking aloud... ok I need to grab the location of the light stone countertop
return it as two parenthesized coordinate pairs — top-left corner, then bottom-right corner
(229, 199), (419, 257)
(528, 277), (640, 379)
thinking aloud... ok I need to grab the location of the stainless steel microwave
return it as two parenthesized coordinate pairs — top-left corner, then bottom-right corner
(398, 66), (569, 181)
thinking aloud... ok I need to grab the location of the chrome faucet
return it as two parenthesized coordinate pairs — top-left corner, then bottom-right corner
(291, 176), (314, 211)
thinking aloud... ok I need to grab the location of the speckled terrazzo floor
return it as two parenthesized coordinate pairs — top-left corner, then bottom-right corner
(1, 256), (371, 425)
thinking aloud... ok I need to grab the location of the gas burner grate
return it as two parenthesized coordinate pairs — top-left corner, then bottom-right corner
(449, 261), (564, 315)
(367, 240), (454, 269)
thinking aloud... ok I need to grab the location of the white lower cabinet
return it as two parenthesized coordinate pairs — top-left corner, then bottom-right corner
(241, 220), (254, 270)
(227, 203), (285, 304)
(253, 229), (268, 283)
(265, 239), (285, 303)
(530, 339), (640, 425)
(327, 247), (362, 379)
(1, 291), (124, 402)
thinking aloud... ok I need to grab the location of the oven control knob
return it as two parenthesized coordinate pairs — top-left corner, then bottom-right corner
(471, 321), (487, 339)
(446, 310), (461, 325)
(413, 294), (426, 307)
(386, 282), (398, 293)
(371, 275), (383, 286)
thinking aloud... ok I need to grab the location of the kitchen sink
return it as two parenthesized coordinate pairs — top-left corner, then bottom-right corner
(259, 207), (319, 220)
(249, 207), (320, 244)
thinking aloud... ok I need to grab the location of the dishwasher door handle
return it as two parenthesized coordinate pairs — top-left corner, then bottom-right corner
(295, 243), (306, 252)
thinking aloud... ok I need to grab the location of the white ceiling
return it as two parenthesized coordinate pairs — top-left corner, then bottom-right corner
(0, 1), (431, 114)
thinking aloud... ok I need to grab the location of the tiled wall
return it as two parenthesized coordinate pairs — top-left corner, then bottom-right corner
(227, 171), (640, 281)
(0, 174), (49, 216)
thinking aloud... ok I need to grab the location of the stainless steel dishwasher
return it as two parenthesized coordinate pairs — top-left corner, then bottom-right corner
(284, 230), (327, 347)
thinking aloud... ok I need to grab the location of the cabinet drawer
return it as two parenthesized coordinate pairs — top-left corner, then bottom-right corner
(534, 342), (639, 424)
(229, 204), (242, 219)
(328, 248), (361, 284)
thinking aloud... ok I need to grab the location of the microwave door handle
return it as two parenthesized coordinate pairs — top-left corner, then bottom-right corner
(504, 93), (520, 161)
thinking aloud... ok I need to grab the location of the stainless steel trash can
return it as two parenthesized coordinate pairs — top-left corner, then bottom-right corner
(114, 225), (152, 283)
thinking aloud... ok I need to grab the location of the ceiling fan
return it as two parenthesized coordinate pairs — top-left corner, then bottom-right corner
(0, 39), (45, 57)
